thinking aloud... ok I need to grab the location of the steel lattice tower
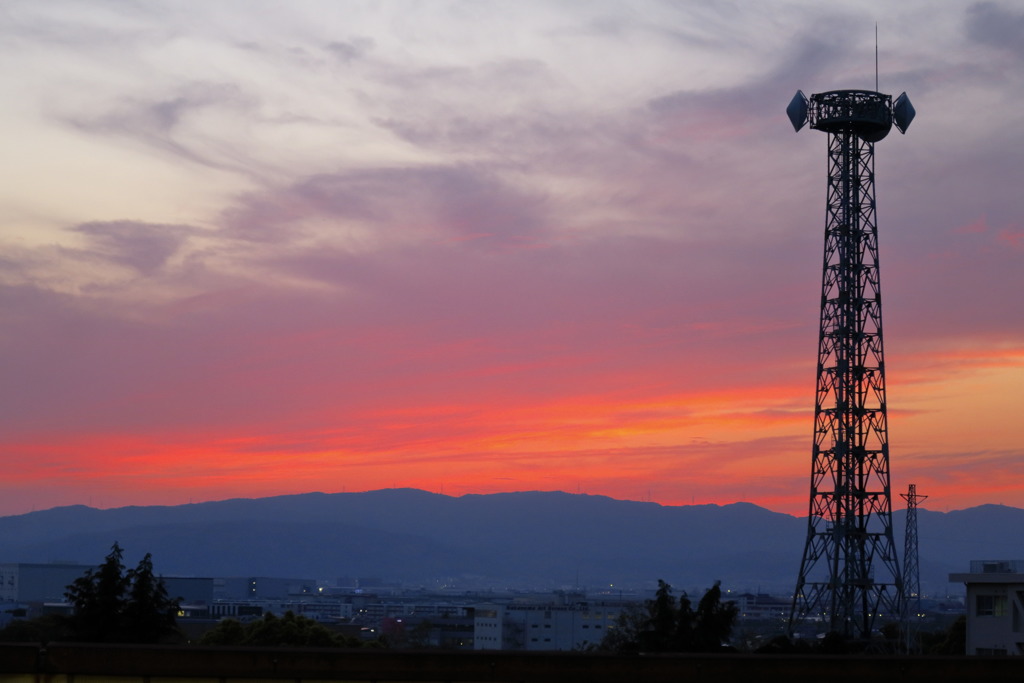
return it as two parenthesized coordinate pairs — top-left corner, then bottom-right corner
(901, 483), (927, 651)
(785, 88), (916, 639)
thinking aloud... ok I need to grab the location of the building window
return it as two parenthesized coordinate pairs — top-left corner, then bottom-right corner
(977, 595), (1008, 617)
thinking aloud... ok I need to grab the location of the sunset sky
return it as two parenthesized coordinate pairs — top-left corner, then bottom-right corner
(1, 1), (1022, 517)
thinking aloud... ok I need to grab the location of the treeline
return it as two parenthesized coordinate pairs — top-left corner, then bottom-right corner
(0, 543), (370, 648)
(199, 610), (368, 647)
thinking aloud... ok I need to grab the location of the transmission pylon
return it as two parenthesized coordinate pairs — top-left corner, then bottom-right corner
(785, 87), (916, 640)
(901, 483), (927, 651)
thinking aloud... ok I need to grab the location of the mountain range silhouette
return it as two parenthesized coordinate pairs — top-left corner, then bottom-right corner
(2, 489), (1020, 596)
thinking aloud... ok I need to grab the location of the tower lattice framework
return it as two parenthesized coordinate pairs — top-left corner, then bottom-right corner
(785, 88), (915, 639)
(901, 483), (927, 651)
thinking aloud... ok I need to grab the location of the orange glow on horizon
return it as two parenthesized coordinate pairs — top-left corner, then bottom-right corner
(0, 341), (1020, 517)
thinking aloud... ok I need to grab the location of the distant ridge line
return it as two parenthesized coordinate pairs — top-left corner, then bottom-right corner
(0, 489), (1019, 594)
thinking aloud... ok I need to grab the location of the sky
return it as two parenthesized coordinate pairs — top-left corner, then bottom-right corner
(0, 1), (1022, 517)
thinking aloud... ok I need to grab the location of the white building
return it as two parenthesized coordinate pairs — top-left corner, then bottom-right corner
(474, 602), (621, 651)
(949, 560), (1024, 656)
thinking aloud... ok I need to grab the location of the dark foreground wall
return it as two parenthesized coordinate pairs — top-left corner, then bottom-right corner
(0, 643), (1019, 683)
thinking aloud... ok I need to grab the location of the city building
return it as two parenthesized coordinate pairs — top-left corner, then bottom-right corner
(213, 576), (317, 600)
(0, 563), (92, 603)
(164, 576), (215, 605)
(475, 600), (623, 651)
(949, 560), (1024, 655)
(0, 563), (214, 607)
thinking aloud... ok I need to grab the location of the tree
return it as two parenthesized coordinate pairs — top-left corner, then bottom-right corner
(692, 581), (738, 651)
(199, 611), (364, 648)
(644, 579), (678, 651)
(122, 553), (181, 643)
(64, 542), (182, 643)
(65, 542), (130, 642)
(198, 617), (247, 646)
(600, 579), (738, 654)
(598, 602), (647, 654)
(922, 615), (966, 655)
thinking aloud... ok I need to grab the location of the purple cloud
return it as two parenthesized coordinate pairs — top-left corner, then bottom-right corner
(966, 1), (1024, 60)
(72, 220), (194, 275)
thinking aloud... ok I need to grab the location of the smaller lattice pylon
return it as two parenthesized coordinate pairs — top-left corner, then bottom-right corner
(901, 484), (928, 652)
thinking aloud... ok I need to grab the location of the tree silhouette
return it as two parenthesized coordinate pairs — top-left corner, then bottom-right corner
(64, 542), (130, 642)
(600, 579), (737, 653)
(596, 602), (646, 654)
(122, 553), (180, 643)
(692, 581), (737, 651)
(64, 542), (181, 643)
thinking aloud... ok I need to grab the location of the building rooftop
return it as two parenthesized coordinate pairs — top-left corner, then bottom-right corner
(949, 560), (1024, 583)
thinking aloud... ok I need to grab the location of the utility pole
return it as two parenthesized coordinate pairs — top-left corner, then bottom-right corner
(901, 483), (927, 652)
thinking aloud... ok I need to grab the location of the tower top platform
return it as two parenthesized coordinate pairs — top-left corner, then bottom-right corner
(788, 88), (914, 143)
(810, 90), (892, 142)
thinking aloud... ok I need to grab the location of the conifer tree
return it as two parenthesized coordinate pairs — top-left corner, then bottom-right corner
(64, 543), (181, 643)
(600, 579), (737, 653)
(123, 553), (180, 643)
(65, 542), (130, 642)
